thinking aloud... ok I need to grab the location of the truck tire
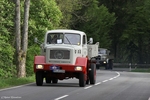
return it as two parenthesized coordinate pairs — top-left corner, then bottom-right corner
(86, 79), (89, 84)
(109, 59), (113, 70)
(89, 63), (96, 84)
(52, 78), (58, 84)
(45, 77), (52, 83)
(79, 72), (85, 87)
(105, 63), (108, 70)
(36, 71), (43, 86)
(96, 64), (100, 69)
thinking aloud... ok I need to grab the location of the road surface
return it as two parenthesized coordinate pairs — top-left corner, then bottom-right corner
(0, 70), (150, 100)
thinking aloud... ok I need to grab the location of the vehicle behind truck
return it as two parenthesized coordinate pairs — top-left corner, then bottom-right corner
(96, 48), (113, 70)
(34, 29), (99, 87)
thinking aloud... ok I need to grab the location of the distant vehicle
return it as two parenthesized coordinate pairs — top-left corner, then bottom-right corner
(96, 48), (113, 70)
(34, 29), (99, 87)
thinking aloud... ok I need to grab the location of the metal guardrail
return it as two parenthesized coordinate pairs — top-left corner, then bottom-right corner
(113, 63), (150, 68)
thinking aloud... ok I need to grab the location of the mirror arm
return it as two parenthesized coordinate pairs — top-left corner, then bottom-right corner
(34, 37), (42, 44)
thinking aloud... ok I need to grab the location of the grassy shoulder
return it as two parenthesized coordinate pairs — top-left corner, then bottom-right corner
(131, 68), (150, 73)
(0, 75), (35, 89)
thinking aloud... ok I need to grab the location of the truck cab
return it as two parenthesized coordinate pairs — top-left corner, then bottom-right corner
(41, 30), (88, 64)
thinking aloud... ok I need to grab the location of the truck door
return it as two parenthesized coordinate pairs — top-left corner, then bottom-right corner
(82, 35), (87, 57)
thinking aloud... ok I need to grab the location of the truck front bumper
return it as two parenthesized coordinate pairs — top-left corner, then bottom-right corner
(34, 63), (86, 73)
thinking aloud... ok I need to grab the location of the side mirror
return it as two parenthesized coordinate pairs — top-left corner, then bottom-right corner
(34, 37), (42, 44)
(34, 37), (38, 43)
(89, 38), (93, 44)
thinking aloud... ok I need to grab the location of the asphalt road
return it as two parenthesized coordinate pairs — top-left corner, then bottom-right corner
(0, 70), (150, 100)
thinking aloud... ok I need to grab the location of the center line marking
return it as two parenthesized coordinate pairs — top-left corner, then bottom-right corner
(95, 82), (101, 85)
(84, 86), (92, 89)
(109, 78), (114, 80)
(102, 80), (108, 83)
(54, 95), (68, 100)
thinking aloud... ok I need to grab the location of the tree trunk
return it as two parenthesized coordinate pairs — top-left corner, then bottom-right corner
(19, 0), (30, 77)
(15, 0), (22, 77)
(15, 0), (30, 78)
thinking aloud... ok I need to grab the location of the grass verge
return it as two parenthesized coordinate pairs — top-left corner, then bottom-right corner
(0, 75), (35, 89)
(131, 68), (150, 73)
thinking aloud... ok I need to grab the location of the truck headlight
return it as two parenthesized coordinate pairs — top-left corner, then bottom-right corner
(103, 61), (106, 64)
(36, 65), (44, 69)
(75, 66), (82, 71)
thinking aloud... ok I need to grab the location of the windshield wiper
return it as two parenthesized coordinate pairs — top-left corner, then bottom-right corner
(64, 36), (72, 44)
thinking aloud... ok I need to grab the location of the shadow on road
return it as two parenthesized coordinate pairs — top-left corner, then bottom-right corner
(28, 81), (84, 88)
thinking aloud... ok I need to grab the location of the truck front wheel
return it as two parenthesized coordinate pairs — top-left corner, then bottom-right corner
(45, 77), (52, 83)
(109, 59), (113, 70)
(79, 73), (85, 87)
(89, 63), (96, 84)
(36, 71), (43, 86)
(52, 78), (58, 84)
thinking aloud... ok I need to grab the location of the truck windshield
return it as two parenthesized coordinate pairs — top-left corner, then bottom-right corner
(47, 33), (81, 45)
(99, 49), (106, 54)
(64, 33), (81, 45)
(47, 33), (63, 44)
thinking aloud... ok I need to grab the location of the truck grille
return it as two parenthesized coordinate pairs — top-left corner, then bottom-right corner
(50, 50), (70, 59)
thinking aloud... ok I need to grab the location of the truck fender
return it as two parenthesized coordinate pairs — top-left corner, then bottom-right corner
(34, 56), (45, 64)
(34, 56), (45, 72)
(106, 59), (109, 63)
(75, 57), (88, 73)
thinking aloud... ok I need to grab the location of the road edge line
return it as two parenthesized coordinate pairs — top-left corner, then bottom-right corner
(0, 82), (35, 92)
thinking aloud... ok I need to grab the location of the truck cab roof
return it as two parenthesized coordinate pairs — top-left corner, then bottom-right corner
(46, 29), (86, 35)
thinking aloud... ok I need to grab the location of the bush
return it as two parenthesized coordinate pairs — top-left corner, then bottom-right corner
(26, 45), (40, 76)
(0, 37), (16, 78)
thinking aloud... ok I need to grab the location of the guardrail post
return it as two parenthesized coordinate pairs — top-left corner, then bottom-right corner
(129, 63), (132, 71)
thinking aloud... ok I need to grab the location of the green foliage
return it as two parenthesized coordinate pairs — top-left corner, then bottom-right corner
(74, 0), (116, 48)
(0, 36), (15, 78)
(26, 45), (40, 76)
(0, 0), (62, 78)
(55, 0), (81, 28)
(0, 0), (16, 78)
(97, 0), (150, 63)
(120, 0), (150, 63)
(29, 0), (62, 43)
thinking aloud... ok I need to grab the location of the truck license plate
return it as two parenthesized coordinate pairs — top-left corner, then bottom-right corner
(53, 69), (65, 73)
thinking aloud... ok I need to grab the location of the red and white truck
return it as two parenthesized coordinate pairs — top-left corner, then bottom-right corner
(34, 29), (99, 87)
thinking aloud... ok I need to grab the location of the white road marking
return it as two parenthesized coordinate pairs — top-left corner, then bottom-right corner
(95, 82), (101, 86)
(95, 71), (120, 85)
(102, 80), (108, 83)
(148, 97), (150, 100)
(54, 95), (69, 100)
(116, 72), (120, 77)
(109, 78), (114, 80)
(113, 72), (120, 79)
(113, 76), (117, 79)
(84, 86), (92, 89)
